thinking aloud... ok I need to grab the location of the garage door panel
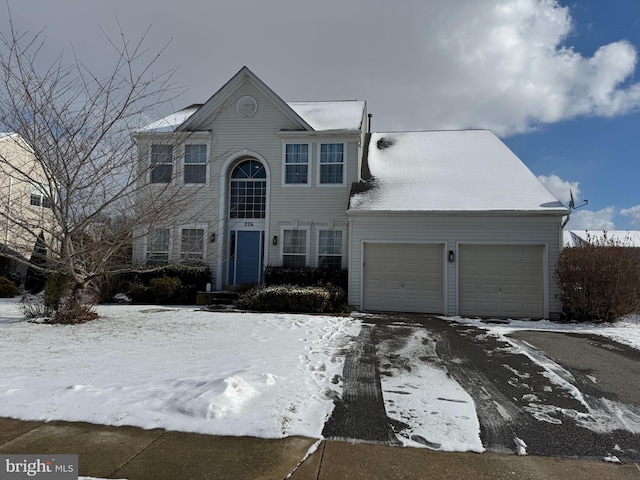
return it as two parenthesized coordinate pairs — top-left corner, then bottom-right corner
(459, 245), (544, 318)
(363, 243), (443, 313)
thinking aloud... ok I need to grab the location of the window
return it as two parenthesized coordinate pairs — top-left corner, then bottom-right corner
(30, 184), (51, 208)
(180, 228), (205, 262)
(147, 229), (170, 264)
(318, 230), (343, 269)
(319, 143), (344, 184)
(184, 144), (207, 184)
(150, 144), (173, 183)
(230, 160), (266, 219)
(284, 144), (309, 184)
(283, 229), (307, 267)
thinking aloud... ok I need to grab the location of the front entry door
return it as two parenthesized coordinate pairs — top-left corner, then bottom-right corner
(234, 230), (262, 284)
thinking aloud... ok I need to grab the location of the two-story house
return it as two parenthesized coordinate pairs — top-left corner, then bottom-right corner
(133, 67), (568, 319)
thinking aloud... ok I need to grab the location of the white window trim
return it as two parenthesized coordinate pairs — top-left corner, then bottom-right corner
(179, 224), (208, 263)
(315, 226), (346, 269)
(316, 142), (347, 187)
(279, 225), (311, 267)
(182, 143), (209, 186)
(149, 144), (175, 186)
(282, 142), (311, 187)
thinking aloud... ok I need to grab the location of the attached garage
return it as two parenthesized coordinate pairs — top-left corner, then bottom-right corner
(363, 243), (444, 313)
(458, 244), (545, 319)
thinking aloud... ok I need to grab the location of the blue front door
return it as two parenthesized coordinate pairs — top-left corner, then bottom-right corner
(235, 230), (262, 284)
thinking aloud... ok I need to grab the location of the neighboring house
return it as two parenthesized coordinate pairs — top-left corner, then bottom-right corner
(133, 67), (568, 318)
(564, 230), (640, 247)
(0, 132), (53, 268)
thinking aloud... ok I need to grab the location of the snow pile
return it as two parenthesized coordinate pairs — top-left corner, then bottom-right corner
(0, 301), (359, 439)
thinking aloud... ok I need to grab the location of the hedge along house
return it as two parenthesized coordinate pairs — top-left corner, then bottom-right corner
(133, 67), (568, 318)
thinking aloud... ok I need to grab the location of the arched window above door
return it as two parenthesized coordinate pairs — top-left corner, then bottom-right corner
(229, 159), (267, 218)
(231, 160), (266, 179)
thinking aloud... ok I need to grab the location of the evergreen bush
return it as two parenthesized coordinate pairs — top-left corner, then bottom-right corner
(0, 276), (18, 297)
(235, 284), (347, 313)
(264, 266), (348, 292)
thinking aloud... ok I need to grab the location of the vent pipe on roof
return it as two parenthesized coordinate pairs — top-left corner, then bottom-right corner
(367, 113), (372, 133)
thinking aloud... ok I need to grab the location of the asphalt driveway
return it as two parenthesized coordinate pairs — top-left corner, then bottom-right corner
(322, 314), (640, 463)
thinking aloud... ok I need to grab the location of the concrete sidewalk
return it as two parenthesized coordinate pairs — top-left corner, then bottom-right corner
(1, 417), (638, 480)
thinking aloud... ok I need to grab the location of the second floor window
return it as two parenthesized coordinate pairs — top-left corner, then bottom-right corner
(319, 143), (344, 184)
(150, 144), (173, 184)
(284, 144), (309, 184)
(184, 144), (207, 184)
(30, 184), (51, 208)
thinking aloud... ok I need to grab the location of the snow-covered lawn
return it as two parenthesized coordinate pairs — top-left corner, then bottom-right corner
(0, 299), (359, 439)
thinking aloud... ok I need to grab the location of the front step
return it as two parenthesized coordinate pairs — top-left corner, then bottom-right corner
(196, 291), (239, 306)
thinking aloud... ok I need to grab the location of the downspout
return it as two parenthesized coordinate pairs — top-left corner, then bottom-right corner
(4, 177), (12, 244)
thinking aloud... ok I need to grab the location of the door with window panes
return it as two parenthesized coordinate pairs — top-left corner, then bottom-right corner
(227, 159), (266, 284)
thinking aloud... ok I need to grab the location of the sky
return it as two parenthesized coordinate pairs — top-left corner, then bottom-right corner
(3, 0), (640, 230)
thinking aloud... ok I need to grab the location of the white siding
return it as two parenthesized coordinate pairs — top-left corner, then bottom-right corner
(348, 213), (564, 318)
(134, 79), (361, 286)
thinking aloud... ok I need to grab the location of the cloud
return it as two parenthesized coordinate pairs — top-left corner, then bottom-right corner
(537, 174), (580, 204)
(4, 0), (640, 135)
(415, 0), (640, 135)
(620, 205), (640, 227)
(566, 207), (616, 230)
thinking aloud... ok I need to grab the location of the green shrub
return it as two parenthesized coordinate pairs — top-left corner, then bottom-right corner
(264, 266), (348, 292)
(0, 276), (18, 297)
(235, 284), (347, 313)
(126, 264), (211, 304)
(149, 276), (182, 303)
(556, 243), (640, 322)
(43, 273), (71, 311)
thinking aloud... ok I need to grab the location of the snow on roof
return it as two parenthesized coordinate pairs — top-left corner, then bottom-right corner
(350, 130), (568, 213)
(287, 101), (365, 131)
(139, 105), (201, 133)
(564, 230), (640, 247)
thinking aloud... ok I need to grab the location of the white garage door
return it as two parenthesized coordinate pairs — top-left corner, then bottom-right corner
(459, 244), (544, 318)
(363, 243), (443, 313)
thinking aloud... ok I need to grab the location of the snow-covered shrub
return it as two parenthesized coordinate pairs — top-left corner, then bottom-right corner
(235, 284), (335, 313)
(556, 241), (640, 322)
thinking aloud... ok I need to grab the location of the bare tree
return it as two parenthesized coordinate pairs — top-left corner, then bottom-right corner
(0, 11), (207, 319)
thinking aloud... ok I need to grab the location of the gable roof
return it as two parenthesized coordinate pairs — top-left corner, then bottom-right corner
(178, 66), (314, 132)
(349, 130), (568, 214)
(138, 67), (366, 133)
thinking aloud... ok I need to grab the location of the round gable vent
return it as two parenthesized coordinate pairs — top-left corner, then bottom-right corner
(236, 96), (258, 117)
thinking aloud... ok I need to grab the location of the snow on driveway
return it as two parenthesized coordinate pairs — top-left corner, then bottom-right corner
(0, 300), (359, 439)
